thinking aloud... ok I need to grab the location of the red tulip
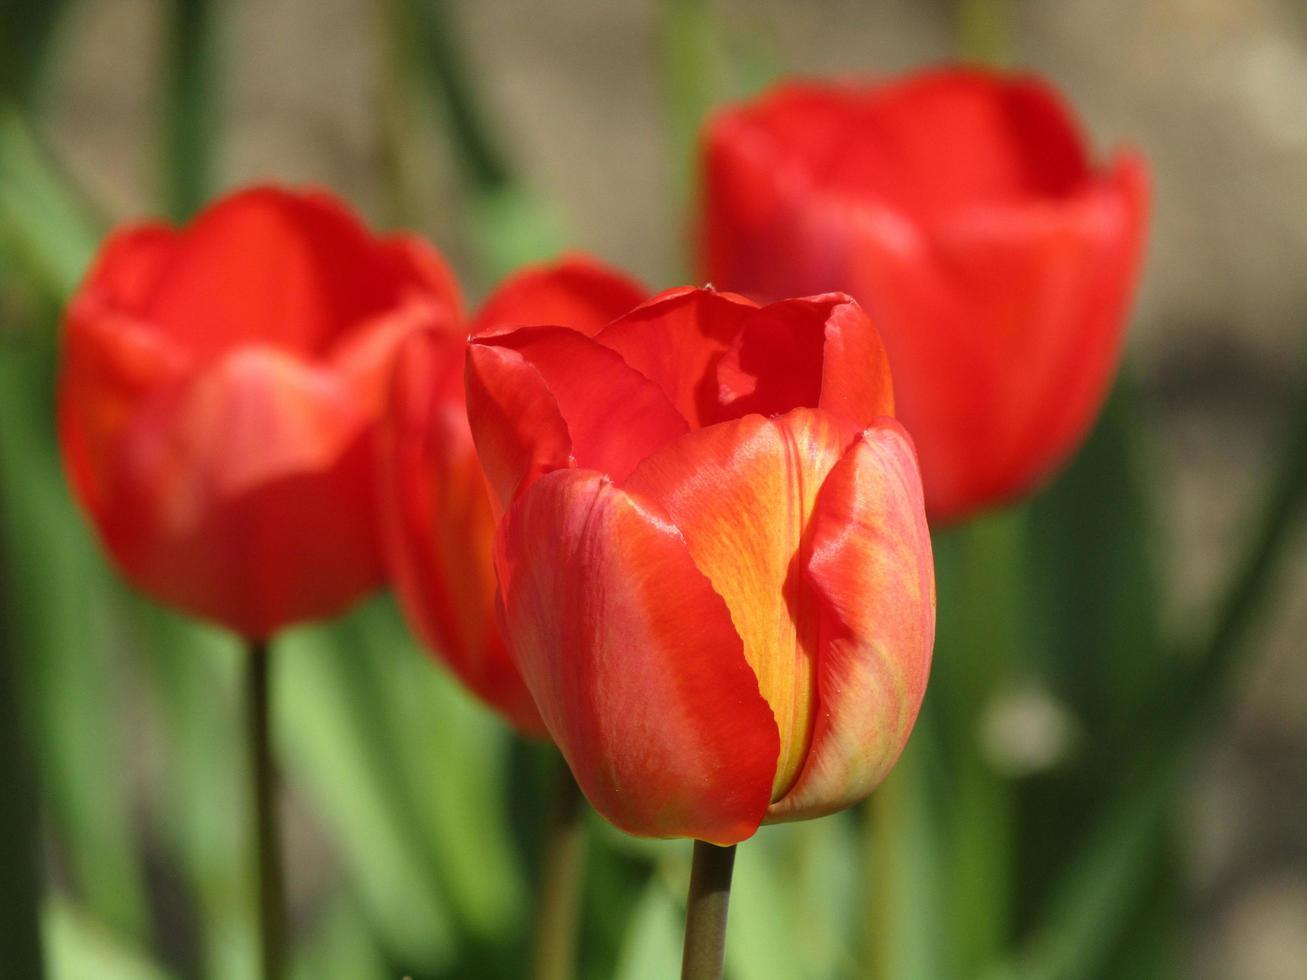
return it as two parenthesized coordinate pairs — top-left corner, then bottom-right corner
(467, 286), (935, 844)
(699, 67), (1149, 522)
(59, 186), (459, 638)
(381, 256), (648, 734)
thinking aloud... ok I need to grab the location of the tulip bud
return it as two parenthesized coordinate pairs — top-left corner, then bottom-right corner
(467, 286), (935, 844)
(59, 186), (460, 638)
(379, 256), (648, 733)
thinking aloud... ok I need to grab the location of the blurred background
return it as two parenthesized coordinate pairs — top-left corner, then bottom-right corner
(1, 1), (1304, 978)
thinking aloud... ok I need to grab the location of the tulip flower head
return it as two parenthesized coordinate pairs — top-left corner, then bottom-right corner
(467, 286), (935, 845)
(380, 256), (648, 734)
(59, 186), (460, 638)
(700, 67), (1149, 522)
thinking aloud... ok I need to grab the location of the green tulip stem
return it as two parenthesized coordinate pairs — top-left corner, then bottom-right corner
(0, 518), (44, 978)
(532, 758), (587, 980)
(162, 0), (220, 222)
(246, 638), (286, 980)
(681, 839), (737, 980)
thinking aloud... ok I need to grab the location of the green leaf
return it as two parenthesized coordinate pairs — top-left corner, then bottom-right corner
(291, 891), (391, 980)
(579, 828), (664, 980)
(998, 356), (1307, 980)
(921, 513), (1028, 977)
(279, 596), (535, 974)
(133, 605), (256, 979)
(726, 836), (811, 980)
(0, 332), (151, 943)
(44, 899), (172, 980)
(863, 723), (949, 980)
(612, 880), (682, 980)
(1026, 377), (1163, 731)
(466, 184), (567, 284)
(795, 816), (862, 976)
(985, 748), (1176, 980)
(276, 618), (456, 970)
(1014, 376), (1171, 967)
(334, 601), (527, 942)
(0, 104), (99, 299)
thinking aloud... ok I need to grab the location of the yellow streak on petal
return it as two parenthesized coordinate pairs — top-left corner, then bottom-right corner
(625, 409), (853, 799)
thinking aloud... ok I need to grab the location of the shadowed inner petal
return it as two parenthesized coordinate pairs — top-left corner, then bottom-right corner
(484, 326), (690, 482)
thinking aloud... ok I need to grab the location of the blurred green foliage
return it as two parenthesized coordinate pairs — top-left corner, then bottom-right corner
(1, 1), (1304, 978)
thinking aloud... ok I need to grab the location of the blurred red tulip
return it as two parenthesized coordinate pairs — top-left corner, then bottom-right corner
(59, 186), (460, 638)
(467, 286), (935, 844)
(700, 67), (1149, 522)
(381, 256), (647, 734)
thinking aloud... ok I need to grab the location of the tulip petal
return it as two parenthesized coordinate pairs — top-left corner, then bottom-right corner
(769, 420), (934, 822)
(496, 469), (779, 844)
(829, 68), (1091, 218)
(468, 327), (689, 508)
(59, 225), (194, 501)
(331, 293), (460, 419)
(594, 287), (757, 427)
(327, 234), (468, 414)
(382, 331), (546, 735)
(464, 343), (573, 518)
(381, 234), (466, 324)
(59, 309), (191, 518)
(849, 154), (1147, 520)
(144, 186), (409, 359)
(624, 409), (860, 799)
(99, 346), (381, 637)
(82, 224), (181, 312)
(817, 295), (896, 424)
(716, 70), (1090, 225)
(948, 153), (1149, 511)
(470, 254), (648, 339)
(714, 293), (894, 427)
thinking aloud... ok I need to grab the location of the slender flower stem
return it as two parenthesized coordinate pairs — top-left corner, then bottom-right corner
(162, 0), (219, 222)
(0, 519), (44, 979)
(247, 639), (286, 980)
(532, 757), (587, 980)
(681, 840), (737, 980)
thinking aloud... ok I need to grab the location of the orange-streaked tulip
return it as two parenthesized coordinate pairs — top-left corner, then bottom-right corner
(59, 185), (459, 638)
(380, 256), (648, 734)
(699, 67), (1149, 522)
(467, 287), (935, 844)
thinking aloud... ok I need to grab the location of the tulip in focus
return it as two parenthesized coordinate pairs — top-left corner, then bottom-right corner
(59, 186), (459, 638)
(466, 286), (936, 845)
(380, 256), (648, 734)
(700, 67), (1149, 522)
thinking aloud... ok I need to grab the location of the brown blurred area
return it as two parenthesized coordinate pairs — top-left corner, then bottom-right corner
(41, 1), (1307, 977)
